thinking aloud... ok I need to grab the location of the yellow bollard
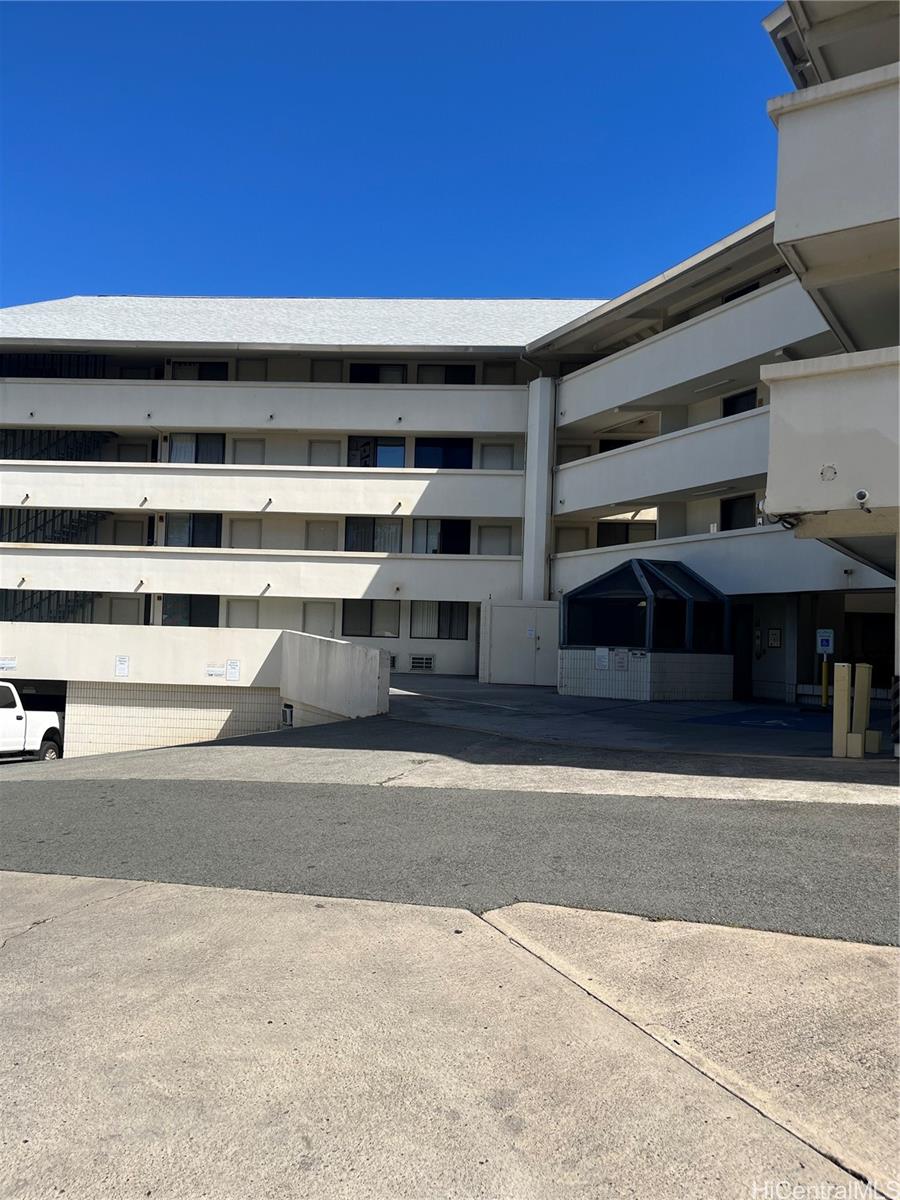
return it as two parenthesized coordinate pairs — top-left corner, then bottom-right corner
(851, 663), (873, 736)
(832, 663), (852, 758)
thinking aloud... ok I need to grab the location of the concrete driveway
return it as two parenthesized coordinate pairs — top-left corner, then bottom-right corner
(389, 673), (896, 759)
(2, 694), (897, 1198)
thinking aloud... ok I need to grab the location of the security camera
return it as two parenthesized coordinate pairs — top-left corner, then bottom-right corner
(855, 489), (871, 513)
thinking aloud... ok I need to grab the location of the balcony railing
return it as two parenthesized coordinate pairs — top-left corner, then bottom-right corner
(0, 378), (528, 435)
(4, 543), (523, 603)
(556, 278), (829, 428)
(554, 408), (768, 516)
(762, 348), (900, 519)
(0, 461), (525, 520)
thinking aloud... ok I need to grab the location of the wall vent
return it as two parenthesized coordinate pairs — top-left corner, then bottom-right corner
(409, 654), (435, 672)
(389, 655), (397, 670)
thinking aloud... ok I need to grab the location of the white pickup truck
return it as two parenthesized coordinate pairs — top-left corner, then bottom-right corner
(0, 682), (64, 760)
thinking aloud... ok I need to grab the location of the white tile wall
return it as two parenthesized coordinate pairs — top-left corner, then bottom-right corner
(64, 682), (282, 758)
(559, 648), (733, 701)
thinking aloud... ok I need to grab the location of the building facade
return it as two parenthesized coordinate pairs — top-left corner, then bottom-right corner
(0, 2), (897, 752)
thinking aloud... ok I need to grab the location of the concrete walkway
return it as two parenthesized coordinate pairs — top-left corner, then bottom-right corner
(389, 673), (896, 761)
(2, 870), (895, 1200)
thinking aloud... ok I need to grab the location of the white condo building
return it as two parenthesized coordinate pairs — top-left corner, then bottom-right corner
(0, 1), (897, 756)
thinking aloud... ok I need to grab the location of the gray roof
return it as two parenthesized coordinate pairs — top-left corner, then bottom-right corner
(0, 295), (605, 351)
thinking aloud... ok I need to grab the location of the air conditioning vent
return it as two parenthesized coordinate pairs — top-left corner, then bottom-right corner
(409, 654), (435, 672)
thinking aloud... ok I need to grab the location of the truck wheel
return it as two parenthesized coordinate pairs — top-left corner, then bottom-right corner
(38, 738), (62, 761)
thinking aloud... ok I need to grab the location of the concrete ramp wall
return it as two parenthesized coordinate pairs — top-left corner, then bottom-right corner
(0, 621), (389, 757)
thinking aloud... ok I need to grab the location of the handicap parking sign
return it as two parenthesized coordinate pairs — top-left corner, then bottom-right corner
(816, 628), (834, 655)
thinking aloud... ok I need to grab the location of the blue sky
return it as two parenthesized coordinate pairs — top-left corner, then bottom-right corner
(0, 1), (789, 308)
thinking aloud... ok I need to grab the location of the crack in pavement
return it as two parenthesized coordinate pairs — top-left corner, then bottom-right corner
(479, 911), (891, 1199)
(0, 880), (151, 952)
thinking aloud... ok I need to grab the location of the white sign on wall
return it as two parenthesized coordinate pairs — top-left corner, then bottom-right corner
(114, 655), (129, 678)
(0, 657), (17, 672)
(206, 665), (226, 678)
(613, 650), (629, 671)
(226, 659), (241, 682)
(594, 647), (609, 670)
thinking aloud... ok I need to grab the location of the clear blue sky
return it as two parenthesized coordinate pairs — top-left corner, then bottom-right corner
(0, 1), (789, 308)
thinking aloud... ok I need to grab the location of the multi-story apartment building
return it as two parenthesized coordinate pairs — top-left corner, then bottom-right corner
(0, 2), (896, 755)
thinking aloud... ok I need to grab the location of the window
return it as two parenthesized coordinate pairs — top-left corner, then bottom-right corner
(0, 684), (16, 709)
(555, 526), (590, 553)
(477, 525), (512, 555)
(720, 494), (757, 531)
(161, 594), (220, 627)
(236, 358), (267, 382)
(348, 363), (407, 384)
(480, 443), (514, 470)
(345, 517), (403, 553)
(164, 513), (222, 548)
(412, 519), (470, 554)
(556, 444), (591, 465)
(342, 599), (400, 638)
(232, 438), (265, 465)
(483, 362), (516, 385)
(168, 433), (225, 464)
(308, 440), (341, 466)
(347, 436), (405, 468)
(414, 438), (473, 469)
(311, 359), (342, 383)
(410, 600), (469, 640)
(226, 599), (259, 628)
(416, 364), (476, 385)
(305, 520), (339, 551)
(171, 361), (229, 381)
(722, 389), (757, 418)
(596, 520), (657, 547)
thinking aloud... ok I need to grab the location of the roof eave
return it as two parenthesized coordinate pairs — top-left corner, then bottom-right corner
(525, 213), (777, 356)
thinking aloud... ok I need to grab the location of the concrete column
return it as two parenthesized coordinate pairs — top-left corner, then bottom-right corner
(894, 531), (899, 758)
(657, 502), (687, 540)
(522, 377), (555, 603)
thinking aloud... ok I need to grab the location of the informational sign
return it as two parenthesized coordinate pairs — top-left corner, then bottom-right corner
(816, 628), (835, 655)
(226, 659), (241, 682)
(206, 665), (226, 678)
(767, 628), (782, 649)
(613, 649), (629, 672)
(594, 647), (609, 670)
(526, 627), (536, 639)
(114, 655), (129, 678)
(0, 657), (17, 672)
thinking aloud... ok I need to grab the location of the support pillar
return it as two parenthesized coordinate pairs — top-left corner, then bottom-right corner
(522, 377), (555, 603)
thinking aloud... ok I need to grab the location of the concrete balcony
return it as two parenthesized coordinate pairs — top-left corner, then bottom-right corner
(4, 543), (523, 603)
(555, 278), (830, 429)
(554, 408), (769, 517)
(551, 526), (892, 597)
(769, 64), (900, 350)
(761, 347), (899, 543)
(0, 461), (524, 520)
(0, 378), (528, 436)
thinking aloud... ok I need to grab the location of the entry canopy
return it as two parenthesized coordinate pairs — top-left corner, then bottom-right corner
(562, 559), (731, 653)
